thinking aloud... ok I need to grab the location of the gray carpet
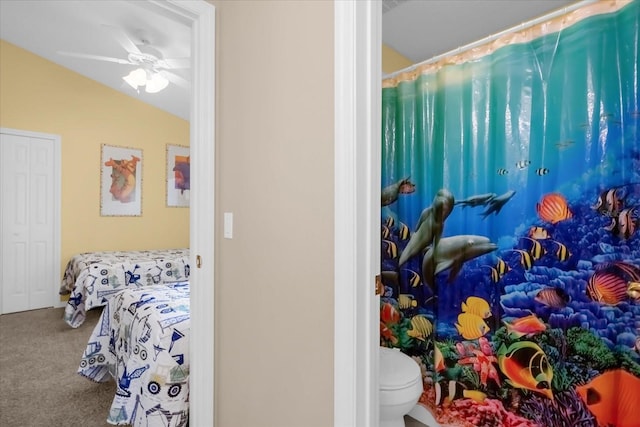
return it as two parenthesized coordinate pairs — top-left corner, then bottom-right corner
(0, 306), (117, 427)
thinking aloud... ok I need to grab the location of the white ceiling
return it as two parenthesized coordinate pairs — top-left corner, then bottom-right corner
(0, 0), (191, 120)
(382, 0), (579, 66)
(1, 0), (579, 121)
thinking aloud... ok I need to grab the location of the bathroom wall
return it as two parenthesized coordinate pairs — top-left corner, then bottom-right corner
(382, 43), (412, 74)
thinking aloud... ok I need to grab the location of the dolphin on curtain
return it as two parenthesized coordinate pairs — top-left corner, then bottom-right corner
(397, 188), (455, 266)
(421, 235), (497, 289)
(454, 192), (496, 208)
(480, 190), (516, 219)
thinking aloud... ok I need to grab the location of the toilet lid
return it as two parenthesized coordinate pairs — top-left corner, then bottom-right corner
(379, 346), (421, 390)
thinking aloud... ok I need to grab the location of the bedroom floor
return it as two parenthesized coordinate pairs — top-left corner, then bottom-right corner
(0, 306), (115, 427)
(0, 306), (432, 427)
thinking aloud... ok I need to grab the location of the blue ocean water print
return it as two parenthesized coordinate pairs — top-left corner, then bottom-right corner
(380, 2), (640, 426)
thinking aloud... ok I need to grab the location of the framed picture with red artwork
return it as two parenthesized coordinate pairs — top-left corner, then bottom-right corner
(100, 144), (143, 216)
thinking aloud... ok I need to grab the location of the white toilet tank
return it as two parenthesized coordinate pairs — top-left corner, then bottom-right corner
(380, 346), (422, 391)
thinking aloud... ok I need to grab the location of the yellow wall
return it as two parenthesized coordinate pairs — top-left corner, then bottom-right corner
(382, 43), (413, 74)
(0, 40), (190, 282)
(212, 1), (334, 425)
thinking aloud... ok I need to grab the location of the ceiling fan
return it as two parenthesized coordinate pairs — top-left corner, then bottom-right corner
(58, 24), (189, 93)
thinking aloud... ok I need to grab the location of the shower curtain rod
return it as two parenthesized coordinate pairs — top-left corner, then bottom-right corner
(383, 0), (599, 81)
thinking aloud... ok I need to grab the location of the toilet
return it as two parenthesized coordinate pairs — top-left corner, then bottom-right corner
(379, 346), (423, 427)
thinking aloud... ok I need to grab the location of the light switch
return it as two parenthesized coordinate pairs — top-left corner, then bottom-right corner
(224, 212), (233, 239)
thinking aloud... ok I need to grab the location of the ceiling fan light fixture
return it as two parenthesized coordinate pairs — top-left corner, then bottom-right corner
(122, 68), (168, 93)
(123, 68), (147, 89)
(145, 72), (169, 93)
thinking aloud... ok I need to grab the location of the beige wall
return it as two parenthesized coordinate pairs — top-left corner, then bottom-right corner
(0, 40), (190, 282)
(211, 1), (334, 426)
(382, 43), (413, 74)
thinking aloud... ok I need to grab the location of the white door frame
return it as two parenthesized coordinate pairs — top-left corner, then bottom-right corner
(0, 127), (61, 313)
(155, 2), (380, 426)
(162, 1), (381, 425)
(142, 1), (216, 425)
(145, 2), (377, 426)
(334, 1), (381, 426)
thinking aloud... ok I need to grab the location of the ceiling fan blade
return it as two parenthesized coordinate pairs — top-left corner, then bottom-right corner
(160, 70), (190, 89)
(159, 57), (191, 70)
(57, 51), (133, 65)
(100, 24), (142, 55)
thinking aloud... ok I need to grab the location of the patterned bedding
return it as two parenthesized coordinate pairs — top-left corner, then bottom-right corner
(61, 249), (190, 327)
(78, 282), (190, 427)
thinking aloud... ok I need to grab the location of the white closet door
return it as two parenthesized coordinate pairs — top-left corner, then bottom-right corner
(1, 131), (57, 314)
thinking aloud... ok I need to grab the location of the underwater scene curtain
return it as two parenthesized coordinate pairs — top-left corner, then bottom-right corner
(380, 1), (640, 426)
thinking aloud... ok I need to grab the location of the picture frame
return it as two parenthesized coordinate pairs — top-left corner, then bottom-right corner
(100, 144), (143, 216)
(166, 144), (190, 207)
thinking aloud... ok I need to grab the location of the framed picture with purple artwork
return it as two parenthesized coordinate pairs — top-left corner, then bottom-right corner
(166, 144), (190, 207)
(100, 144), (143, 216)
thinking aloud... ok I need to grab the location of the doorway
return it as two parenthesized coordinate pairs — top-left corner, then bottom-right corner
(334, 1), (381, 426)
(149, 1), (216, 426)
(0, 128), (61, 314)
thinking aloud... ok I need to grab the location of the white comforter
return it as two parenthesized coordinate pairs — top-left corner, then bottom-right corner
(78, 282), (190, 426)
(61, 249), (190, 327)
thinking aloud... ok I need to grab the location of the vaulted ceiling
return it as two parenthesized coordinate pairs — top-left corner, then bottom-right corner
(1, 0), (580, 121)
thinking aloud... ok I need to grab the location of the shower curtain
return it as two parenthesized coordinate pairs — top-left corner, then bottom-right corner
(379, 1), (640, 426)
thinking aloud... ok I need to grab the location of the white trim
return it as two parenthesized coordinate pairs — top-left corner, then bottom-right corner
(187, 2), (216, 426)
(53, 132), (62, 309)
(145, 1), (216, 425)
(0, 127), (62, 310)
(334, 1), (381, 426)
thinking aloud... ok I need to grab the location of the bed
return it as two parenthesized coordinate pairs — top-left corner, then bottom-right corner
(60, 248), (190, 327)
(78, 281), (190, 427)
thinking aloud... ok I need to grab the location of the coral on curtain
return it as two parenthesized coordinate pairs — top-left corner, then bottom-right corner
(380, 1), (640, 426)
